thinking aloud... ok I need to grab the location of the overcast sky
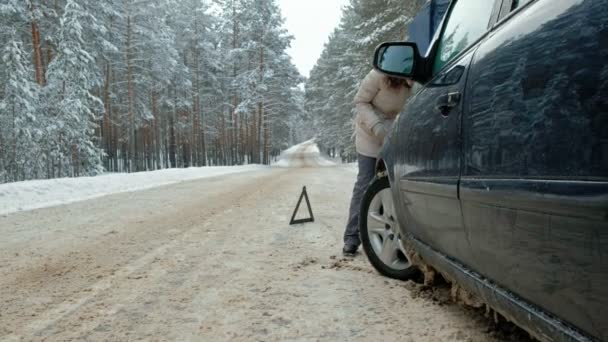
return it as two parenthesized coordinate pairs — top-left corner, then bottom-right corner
(277, 0), (349, 78)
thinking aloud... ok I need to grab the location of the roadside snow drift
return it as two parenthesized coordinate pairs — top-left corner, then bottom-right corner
(274, 140), (336, 168)
(0, 165), (266, 216)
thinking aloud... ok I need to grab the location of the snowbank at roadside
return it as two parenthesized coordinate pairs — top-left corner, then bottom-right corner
(0, 165), (266, 215)
(273, 139), (336, 167)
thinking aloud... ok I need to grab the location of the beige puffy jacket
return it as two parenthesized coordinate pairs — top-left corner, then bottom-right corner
(354, 69), (412, 158)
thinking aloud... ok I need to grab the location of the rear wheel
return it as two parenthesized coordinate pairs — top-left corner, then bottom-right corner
(360, 177), (417, 280)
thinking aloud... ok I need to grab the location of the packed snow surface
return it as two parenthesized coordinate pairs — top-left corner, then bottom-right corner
(0, 161), (508, 341)
(0, 165), (266, 215)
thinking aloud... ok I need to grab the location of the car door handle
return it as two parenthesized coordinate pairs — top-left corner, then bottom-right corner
(436, 92), (461, 116)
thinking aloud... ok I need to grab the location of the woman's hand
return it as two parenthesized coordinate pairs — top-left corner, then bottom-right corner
(371, 120), (393, 140)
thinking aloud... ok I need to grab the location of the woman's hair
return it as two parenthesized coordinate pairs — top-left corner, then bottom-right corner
(384, 76), (411, 89)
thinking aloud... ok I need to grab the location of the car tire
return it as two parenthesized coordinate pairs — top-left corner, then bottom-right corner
(360, 176), (418, 280)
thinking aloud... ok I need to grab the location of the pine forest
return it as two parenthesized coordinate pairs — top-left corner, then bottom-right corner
(0, 0), (424, 183)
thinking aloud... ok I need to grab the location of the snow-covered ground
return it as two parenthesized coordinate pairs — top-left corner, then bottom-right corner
(0, 165), (266, 216)
(0, 158), (504, 342)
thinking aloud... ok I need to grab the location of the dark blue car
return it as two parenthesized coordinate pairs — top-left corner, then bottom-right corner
(359, 0), (608, 341)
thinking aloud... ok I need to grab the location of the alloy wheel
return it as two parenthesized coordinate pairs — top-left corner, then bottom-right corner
(366, 188), (411, 271)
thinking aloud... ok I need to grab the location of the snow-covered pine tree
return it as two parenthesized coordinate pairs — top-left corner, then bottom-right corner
(0, 0), (315, 182)
(264, 53), (303, 159)
(214, 0), (299, 165)
(0, 33), (43, 182)
(305, 27), (356, 159)
(173, 0), (220, 167)
(100, 0), (184, 172)
(45, 0), (104, 178)
(84, 0), (120, 172)
(243, 0), (298, 164)
(215, 0), (246, 165)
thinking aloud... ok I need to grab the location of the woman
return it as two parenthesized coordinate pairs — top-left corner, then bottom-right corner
(343, 68), (413, 255)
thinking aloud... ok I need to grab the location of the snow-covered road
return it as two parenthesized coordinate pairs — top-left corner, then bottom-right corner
(0, 142), (512, 341)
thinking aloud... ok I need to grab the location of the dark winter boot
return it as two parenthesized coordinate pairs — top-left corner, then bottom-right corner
(342, 243), (358, 256)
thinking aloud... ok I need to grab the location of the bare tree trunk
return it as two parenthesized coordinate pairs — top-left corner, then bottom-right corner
(125, 2), (136, 172)
(263, 111), (270, 165)
(191, 13), (201, 167)
(113, 104), (120, 172)
(245, 114), (252, 163)
(71, 145), (79, 177)
(256, 45), (265, 164)
(252, 108), (257, 163)
(169, 86), (177, 168)
(230, 2), (239, 165)
(239, 114), (245, 164)
(151, 90), (161, 170)
(221, 111), (227, 165)
(29, 14), (45, 86)
(192, 81), (199, 167)
(44, 47), (52, 77)
(200, 109), (206, 166)
(258, 102), (263, 164)
(11, 101), (17, 181)
(0, 127), (4, 181)
(102, 62), (112, 171)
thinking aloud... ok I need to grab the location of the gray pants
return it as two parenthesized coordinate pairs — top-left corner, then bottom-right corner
(343, 154), (376, 246)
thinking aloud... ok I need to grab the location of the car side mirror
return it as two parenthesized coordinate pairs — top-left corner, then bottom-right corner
(373, 42), (422, 79)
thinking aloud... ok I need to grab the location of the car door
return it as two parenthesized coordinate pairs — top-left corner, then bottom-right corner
(461, 0), (608, 339)
(392, 0), (498, 263)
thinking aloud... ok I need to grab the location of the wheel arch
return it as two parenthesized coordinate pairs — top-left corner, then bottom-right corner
(376, 139), (395, 181)
(375, 158), (387, 177)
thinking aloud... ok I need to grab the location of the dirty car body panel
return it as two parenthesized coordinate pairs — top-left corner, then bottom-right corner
(376, 0), (608, 341)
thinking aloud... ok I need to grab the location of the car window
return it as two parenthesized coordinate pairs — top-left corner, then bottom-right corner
(511, 0), (532, 10)
(432, 0), (495, 74)
(498, 0), (533, 20)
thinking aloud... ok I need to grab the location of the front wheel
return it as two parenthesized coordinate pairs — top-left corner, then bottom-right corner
(360, 177), (418, 280)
